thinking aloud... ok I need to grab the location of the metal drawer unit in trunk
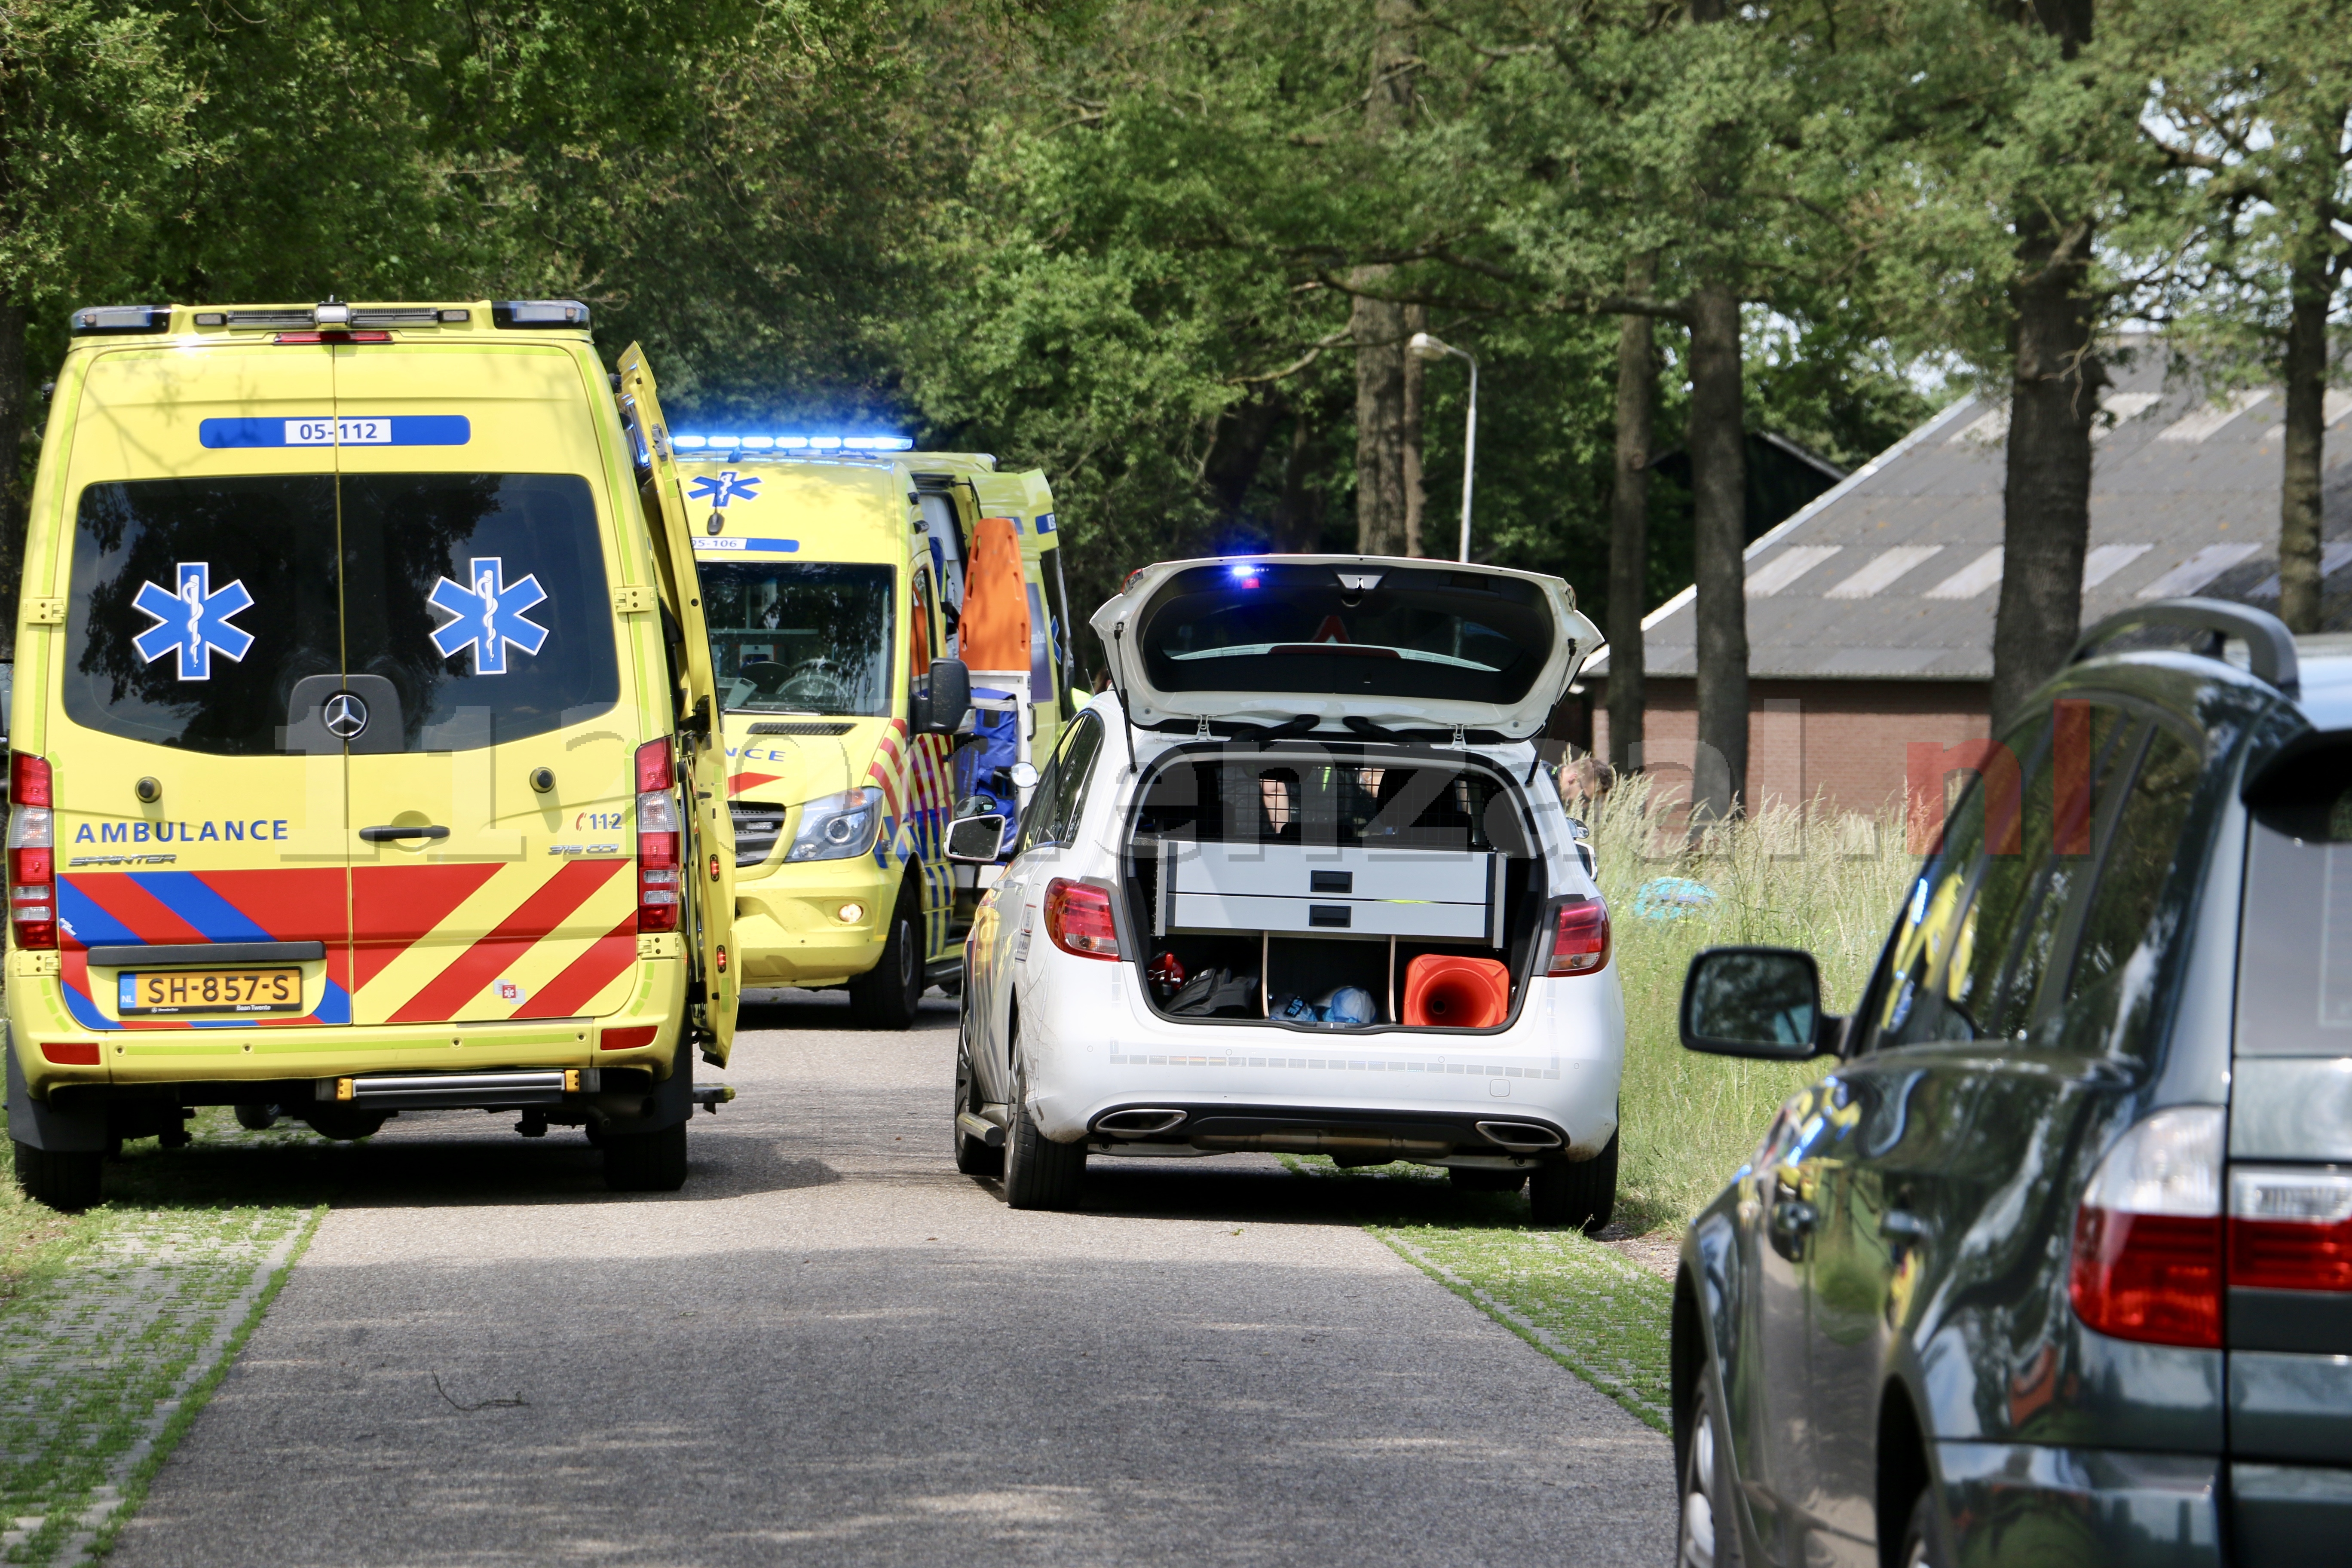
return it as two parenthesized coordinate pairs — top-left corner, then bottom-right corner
(1154, 840), (1499, 943)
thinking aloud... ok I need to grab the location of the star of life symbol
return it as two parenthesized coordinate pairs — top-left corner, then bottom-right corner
(427, 557), (549, 675)
(132, 563), (255, 681)
(687, 471), (760, 507)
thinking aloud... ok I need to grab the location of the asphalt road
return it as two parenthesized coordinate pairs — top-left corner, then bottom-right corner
(113, 990), (1672, 1567)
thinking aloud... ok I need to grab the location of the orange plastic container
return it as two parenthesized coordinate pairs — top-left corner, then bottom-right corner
(1402, 954), (1512, 1029)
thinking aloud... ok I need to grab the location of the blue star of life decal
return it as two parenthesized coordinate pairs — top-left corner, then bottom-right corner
(687, 470), (760, 507)
(132, 563), (256, 681)
(427, 557), (549, 675)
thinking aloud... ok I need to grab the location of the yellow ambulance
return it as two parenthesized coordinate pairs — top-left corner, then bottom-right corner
(5, 299), (739, 1208)
(667, 437), (1073, 1024)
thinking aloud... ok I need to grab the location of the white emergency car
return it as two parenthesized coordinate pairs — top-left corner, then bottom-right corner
(947, 555), (1625, 1224)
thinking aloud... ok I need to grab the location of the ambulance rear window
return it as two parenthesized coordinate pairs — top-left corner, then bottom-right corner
(63, 473), (616, 755)
(64, 477), (343, 755)
(338, 473), (618, 748)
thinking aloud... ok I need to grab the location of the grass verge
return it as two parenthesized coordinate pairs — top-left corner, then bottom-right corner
(1586, 780), (1917, 1233)
(0, 1111), (318, 1566)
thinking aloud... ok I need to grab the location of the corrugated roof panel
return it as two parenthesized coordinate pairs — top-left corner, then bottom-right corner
(1924, 548), (2004, 600)
(1825, 545), (1947, 599)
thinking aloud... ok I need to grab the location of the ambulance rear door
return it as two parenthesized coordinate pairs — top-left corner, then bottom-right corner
(47, 343), (352, 1033)
(614, 346), (737, 1066)
(334, 343), (643, 1034)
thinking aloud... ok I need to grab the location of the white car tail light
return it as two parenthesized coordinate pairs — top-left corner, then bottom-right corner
(635, 738), (681, 934)
(2230, 1166), (2352, 1293)
(1043, 878), (1119, 960)
(1545, 897), (1610, 976)
(2069, 1106), (2223, 1348)
(8, 753), (55, 951)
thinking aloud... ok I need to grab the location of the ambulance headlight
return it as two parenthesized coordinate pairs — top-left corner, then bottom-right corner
(787, 788), (883, 862)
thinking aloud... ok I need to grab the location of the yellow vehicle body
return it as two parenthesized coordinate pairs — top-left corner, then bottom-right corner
(669, 444), (1069, 1018)
(4, 300), (738, 1198)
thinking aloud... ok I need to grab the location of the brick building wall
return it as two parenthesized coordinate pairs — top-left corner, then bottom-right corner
(1586, 677), (1991, 816)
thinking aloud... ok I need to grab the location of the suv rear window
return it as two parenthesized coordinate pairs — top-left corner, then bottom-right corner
(1134, 563), (1553, 707)
(2238, 738), (2352, 1054)
(64, 473), (617, 756)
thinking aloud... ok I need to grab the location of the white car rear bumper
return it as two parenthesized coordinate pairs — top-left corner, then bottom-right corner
(1010, 949), (1626, 1158)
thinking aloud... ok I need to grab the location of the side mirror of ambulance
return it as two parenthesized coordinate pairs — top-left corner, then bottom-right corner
(1008, 761), (1039, 790)
(916, 658), (972, 735)
(945, 813), (1009, 864)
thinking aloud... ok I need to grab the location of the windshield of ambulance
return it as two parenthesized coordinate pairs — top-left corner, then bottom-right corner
(63, 473), (618, 754)
(1135, 562), (1552, 707)
(700, 561), (894, 717)
(2237, 737), (2352, 1056)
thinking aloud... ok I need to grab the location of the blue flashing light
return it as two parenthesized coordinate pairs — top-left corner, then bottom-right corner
(671, 432), (913, 455)
(1228, 562), (1263, 588)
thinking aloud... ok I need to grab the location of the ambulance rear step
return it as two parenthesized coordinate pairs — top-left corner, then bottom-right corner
(312, 1072), (735, 1111)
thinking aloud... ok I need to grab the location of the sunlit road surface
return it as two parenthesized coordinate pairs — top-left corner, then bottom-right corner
(113, 991), (1672, 1566)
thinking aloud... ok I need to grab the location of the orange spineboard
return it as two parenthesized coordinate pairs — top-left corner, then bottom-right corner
(960, 515), (1031, 672)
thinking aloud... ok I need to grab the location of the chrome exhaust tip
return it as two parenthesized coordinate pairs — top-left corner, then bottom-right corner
(1476, 1120), (1564, 1152)
(1096, 1108), (1188, 1138)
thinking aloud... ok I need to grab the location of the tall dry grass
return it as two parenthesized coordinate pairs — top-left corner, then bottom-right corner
(1575, 777), (1919, 1233)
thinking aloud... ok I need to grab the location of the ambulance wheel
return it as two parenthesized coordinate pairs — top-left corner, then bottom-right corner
(233, 1103), (279, 1131)
(1529, 1132), (1617, 1233)
(953, 1031), (1002, 1179)
(848, 883), (924, 1029)
(603, 1118), (687, 1192)
(1001, 1056), (1084, 1211)
(1450, 1166), (1528, 1194)
(301, 1108), (388, 1142)
(14, 1141), (102, 1212)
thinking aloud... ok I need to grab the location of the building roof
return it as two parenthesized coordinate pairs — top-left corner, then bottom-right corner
(1589, 349), (2352, 681)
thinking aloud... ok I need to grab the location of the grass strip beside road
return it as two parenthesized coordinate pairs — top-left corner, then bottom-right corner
(1376, 1224), (1670, 1432)
(1284, 1159), (1672, 1432)
(0, 1112), (319, 1567)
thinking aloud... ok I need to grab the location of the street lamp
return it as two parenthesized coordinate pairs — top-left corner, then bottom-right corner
(1408, 331), (1478, 563)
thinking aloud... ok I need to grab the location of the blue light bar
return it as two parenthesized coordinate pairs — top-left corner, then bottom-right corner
(672, 433), (914, 453)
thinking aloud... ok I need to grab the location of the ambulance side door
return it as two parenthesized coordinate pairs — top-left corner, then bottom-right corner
(613, 345), (738, 1066)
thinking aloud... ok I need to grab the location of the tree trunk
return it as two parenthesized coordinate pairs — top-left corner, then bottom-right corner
(1273, 415), (1323, 552)
(1986, 0), (2098, 724)
(1352, 0), (1417, 557)
(1606, 257), (1657, 777)
(0, 302), (28, 663)
(1353, 290), (1407, 555)
(1688, 281), (1748, 824)
(1991, 211), (2103, 725)
(1402, 301), (1426, 556)
(1203, 391), (1287, 522)
(2279, 245), (2330, 634)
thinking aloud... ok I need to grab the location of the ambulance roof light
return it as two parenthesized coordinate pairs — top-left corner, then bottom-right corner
(672, 433), (914, 453)
(490, 299), (589, 329)
(68, 305), (168, 336)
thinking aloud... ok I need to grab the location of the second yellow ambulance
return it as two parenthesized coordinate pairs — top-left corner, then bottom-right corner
(669, 437), (1072, 1024)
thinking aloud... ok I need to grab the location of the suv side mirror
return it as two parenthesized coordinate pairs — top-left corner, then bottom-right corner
(1680, 946), (1835, 1060)
(945, 813), (1009, 863)
(916, 658), (971, 736)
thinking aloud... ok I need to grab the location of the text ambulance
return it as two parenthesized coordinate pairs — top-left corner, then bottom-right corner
(670, 438), (1073, 1025)
(6, 299), (739, 1208)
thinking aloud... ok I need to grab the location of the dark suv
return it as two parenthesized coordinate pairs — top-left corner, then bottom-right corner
(1670, 600), (2352, 1567)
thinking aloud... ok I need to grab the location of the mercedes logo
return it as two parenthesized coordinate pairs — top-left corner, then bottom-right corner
(322, 692), (370, 740)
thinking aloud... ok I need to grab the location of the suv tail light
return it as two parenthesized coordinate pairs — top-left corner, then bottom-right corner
(2230, 1167), (2352, 1292)
(9, 753), (55, 951)
(635, 738), (680, 934)
(2069, 1106), (2223, 1348)
(1545, 896), (1610, 976)
(1043, 878), (1120, 960)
